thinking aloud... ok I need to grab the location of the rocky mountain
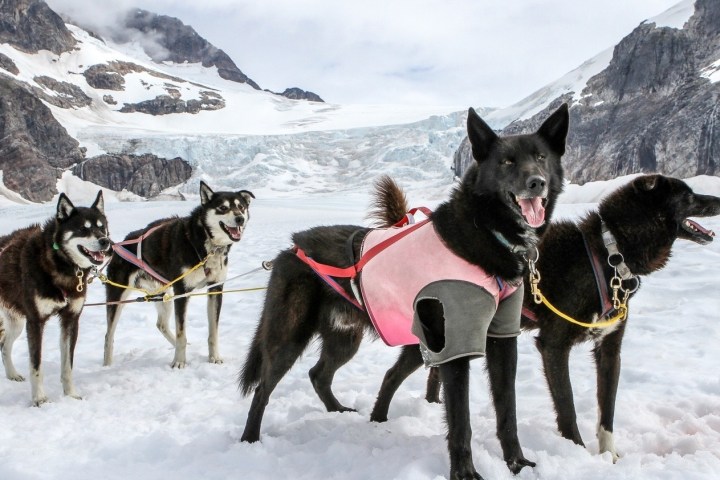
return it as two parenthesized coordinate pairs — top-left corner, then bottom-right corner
(115, 9), (323, 104)
(0, 0), (336, 202)
(454, 0), (719, 183)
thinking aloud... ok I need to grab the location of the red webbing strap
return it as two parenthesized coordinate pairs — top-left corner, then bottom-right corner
(293, 247), (363, 310)
(293, 207), (432, 311)
(111, 223), (170, 284)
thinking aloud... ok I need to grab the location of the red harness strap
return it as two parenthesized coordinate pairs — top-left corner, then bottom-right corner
(293, 207), (433, 310)
(111, 224), (170, 284)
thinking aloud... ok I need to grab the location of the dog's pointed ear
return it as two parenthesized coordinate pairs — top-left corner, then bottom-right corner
(56, 193), (75, 221)
(200, 181), (214, 205)
(633, 174), (665, 192)
(467, 107), (498, 162)
(239, 190), (255, 204)
(92, 190), (105, 215)
(537, 103), (569, 156)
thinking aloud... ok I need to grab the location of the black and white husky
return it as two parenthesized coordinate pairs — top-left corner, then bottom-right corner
(103, 182), (254, 368)
(0, 192), (111, 406)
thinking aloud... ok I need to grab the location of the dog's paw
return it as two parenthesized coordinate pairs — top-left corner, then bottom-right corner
(506, 457), (536, 475)
(209, 356), (224, 364)
(32, 396), (50, 407)
(7, 373), (25, 382)
(172, 361), (187, 369)
(67, 392), (83, 401)
(449, 468), (484, 480)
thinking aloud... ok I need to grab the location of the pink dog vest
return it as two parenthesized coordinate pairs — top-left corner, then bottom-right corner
(359, 219), (518, 346)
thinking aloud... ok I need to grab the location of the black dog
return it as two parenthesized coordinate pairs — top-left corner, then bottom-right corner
(104, 182), (254, 368)
(0, 192), (111, 405)
(374, 174), (720, 463)
(239, 104), (569, 479)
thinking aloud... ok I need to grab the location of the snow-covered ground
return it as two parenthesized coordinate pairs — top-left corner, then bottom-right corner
(0, 175), (719, 480)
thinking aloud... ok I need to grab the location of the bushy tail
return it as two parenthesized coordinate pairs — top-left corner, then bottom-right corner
(239, 333), (263, 396)
(367, 175), (409, 228)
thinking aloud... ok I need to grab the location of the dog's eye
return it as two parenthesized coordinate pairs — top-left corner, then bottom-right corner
(501, 158), (514, 165)
(217, 206), (229, 213)
(537, 154), (546, 161)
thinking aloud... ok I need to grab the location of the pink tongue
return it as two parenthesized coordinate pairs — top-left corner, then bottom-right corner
(90, 251), (105, 262)
(228, 227), (242, 239)
(518, 197), (545, 228)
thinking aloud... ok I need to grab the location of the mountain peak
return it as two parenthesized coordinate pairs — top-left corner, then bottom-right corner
(0, 0), (75, 54)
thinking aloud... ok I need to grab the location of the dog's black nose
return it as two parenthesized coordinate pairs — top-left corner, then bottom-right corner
(526, 175), (546, 195)
(99, 237), (112, 249)
(235, 216), (245, 227)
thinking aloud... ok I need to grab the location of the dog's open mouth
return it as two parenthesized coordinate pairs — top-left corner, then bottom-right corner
(682, 218), (716, 244)
(513, 195), (547, 228)
(79, 245), (108, 265)
(221, 222), (243, 241)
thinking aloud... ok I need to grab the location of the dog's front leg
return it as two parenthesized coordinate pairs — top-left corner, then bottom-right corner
(486, 336), (535, 474)
(25, 312), (49, 406)
(207, 284), (223, 364)
(171, 295), (190, 368)
(440, 357), (484, 480)
(59, 302), (83, 400)
(535, 335), (584, 446)
(593, 324), (626, 463)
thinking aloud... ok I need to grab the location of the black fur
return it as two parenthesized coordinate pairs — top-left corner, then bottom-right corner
(104, 182), (254, 368)
(0, 192), (110, 405)
(239, 104), (569, 479)
(376, 174), (720, 462)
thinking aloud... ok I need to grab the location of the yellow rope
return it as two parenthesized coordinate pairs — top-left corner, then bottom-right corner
(534, 291), (627, 328)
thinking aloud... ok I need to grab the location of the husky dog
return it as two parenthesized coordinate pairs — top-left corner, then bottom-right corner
(375, 174), (720, 463)
(103, 182), (253, 368)
(0, 192), (111, 406)
(239, 105), (569, 479)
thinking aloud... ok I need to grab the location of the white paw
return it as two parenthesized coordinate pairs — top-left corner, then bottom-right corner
(209, 356), (224, 364)
(32, 396), (50, 407)
(7, 373), (25, 382)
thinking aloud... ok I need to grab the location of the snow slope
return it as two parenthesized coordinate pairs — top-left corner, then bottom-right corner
(0, 176), (719, 480)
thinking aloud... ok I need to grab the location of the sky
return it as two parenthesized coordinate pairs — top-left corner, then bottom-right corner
(45, 0), (684, 108)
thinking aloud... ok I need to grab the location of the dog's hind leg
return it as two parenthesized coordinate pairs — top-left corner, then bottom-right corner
(593, 324), (626, 463)
(170, 296), (190, 368)
(309, 307), (364, 412)
(0, 312), (25, 381)
(207, 284), (223, 364)
(104, 283), (134, 366)
(535, 335), (584, 446)
(155, 299), (176, 348)
(370, 345), (424, 422)
(486, 336), (535, 474)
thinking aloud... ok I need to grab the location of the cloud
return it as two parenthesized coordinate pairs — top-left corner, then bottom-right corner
(45, 0), (683, 107)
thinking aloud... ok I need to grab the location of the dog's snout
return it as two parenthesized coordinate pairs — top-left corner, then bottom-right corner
(526, 175), (546, 195)
(99, 237), (112, 249)
(235, 216), (245, 227)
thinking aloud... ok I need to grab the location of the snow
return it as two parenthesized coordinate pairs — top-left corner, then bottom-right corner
(1, 175), (719, 480)
(644, 0), (695, 29)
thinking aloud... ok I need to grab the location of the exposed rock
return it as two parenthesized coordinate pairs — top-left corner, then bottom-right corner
(453, 0), (720, 183)
(103, 94), (117, 105)
(277, 87), (324, 102)
(33, 75), (92, 108)
(121, 9), (260, 89)
(0, 75), (84, 201)
(72, 153), (193, 197)
(0, 0), (76, 54)
(120, 91), (224, 115)
(84, 64), (125, 90)
(0, 52), (19, 74)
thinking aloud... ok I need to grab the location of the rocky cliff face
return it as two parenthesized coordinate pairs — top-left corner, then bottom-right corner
(121, 9), (261, 90)
(72, 154), (192, 198)
(0, 0), (75, 54)
(455, 0), (720, 183)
